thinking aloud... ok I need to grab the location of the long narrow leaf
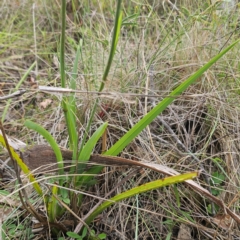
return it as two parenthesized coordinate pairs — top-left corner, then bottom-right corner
(78, 122), (108, 162)
(74, 123), (108, 184)
(101, 0), (122, 88)
(24, 120), (64, 175)
(62, 97), (78, 153)
(84, 172), (198, 225)
(105, 40), (239, 156)
(60, 0), (78, 155)
(82, 40), (239, 178)
(60, 0), (66, 88)
(59, 0), (78, 153)
(78, 0), (122, 154)
(66, 39), (83, 159)
(70, 39), (83, 90)
(48, 185), (58, 222)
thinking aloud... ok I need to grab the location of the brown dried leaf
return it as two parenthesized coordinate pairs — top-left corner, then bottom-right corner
(39, 99), (52, 109)
(212, 214), (232, 230)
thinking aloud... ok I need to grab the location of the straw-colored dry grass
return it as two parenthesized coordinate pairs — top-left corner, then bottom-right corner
(0, 0), (240, 239)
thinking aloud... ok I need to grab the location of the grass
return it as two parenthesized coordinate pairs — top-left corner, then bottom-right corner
(0, 0), (240, 239)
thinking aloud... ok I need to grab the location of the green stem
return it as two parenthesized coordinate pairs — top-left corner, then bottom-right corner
(60, 0), (66, 88)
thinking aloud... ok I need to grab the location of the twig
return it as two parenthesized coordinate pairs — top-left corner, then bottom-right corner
(0, 85), (213, 101)
(0, 90), (26, 101)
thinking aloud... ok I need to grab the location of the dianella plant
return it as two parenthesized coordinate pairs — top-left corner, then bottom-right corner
(1, 0), (239, 238)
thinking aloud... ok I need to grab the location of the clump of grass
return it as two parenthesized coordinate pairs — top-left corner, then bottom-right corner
(1, 1), (240, 239)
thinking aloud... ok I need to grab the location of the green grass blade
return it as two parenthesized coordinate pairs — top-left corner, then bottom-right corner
(77, 122), (108, 162)
(105, 40), (240, 156)
(122, 13), (139, 26)
(48, 185), (58, 222)
(84, 172), (198, 225)
(101, 0), (122, 89)
(78, 0), (122, 154)
(24, 120), (64, 175)
(59, 0), (78, 153)
(61, 97), (78, 154)
(75, 122), (108, 184)
(78, 101), (98, 155)
(70, 39), (83, 90)
(60, 0), (66, 88)
(67, 39), (83, 158)
(68, 122), (107, 174)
